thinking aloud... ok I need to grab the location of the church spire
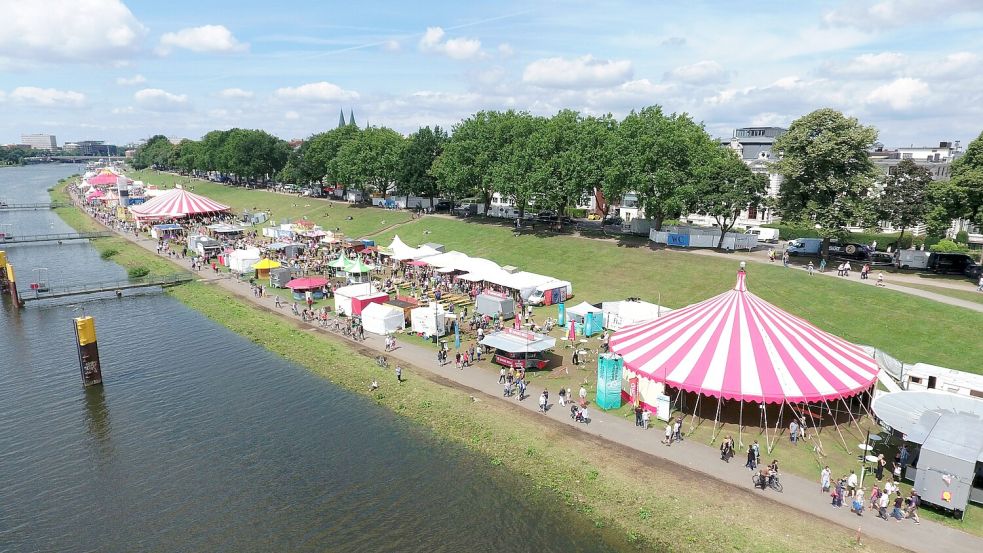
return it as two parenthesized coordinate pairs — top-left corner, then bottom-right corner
(338, 109), (347, 128)
(348, 108), (357, 127)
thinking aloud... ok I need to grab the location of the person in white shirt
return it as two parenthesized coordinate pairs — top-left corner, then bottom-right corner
(847, 470), (858, 497)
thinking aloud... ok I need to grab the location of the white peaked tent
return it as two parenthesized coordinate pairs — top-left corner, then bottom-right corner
(567, 301), (602, 322)
(411, 305), (447, 337)
(601, 300), (673, 330)
(361, 303), (405, 335)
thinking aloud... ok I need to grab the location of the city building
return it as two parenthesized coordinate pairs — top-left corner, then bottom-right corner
(869, 141), (961, 181)
(69, 140), (119, 157)
(21, 133), (57, 150)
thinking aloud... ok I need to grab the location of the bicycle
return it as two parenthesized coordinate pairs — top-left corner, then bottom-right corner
(751, 473), (783, 492)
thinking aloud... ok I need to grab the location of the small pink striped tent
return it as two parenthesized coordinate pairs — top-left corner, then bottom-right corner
(610, 271), (878, 407)
(129, 188), (231, 220)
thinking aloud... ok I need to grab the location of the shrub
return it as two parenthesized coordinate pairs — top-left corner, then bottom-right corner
(565, 207), (587, 218)
(127, 266), (151, 279)
(955, 230), (970, 244)
(100, 248), (119, 259)
(929, 239), (968, 253)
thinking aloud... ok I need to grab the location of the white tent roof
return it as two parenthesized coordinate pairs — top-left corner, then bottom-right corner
(386, 235), (421, 261)
(334, 282), (378, 298)
(568, 301), (602, 317)
(361, 302), (403, 319)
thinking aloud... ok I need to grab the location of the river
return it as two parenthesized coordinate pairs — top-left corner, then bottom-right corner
(0, 165), (628, 552)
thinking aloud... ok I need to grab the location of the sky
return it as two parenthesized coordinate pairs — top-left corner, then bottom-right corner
(2, 0), (983, 147)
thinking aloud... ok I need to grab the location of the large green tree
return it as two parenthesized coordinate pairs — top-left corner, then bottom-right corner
(218, 129), (290, 184)
(688, 149), (768, 249)
(399, 125), (448, 207)
(771, 108), (878, 259)
(876, 158), (932, 246)
(488, 111), (541, 218)
(947, 130), (983, 228)
(606, 106), (718, 230)
(333, 127), (405, 198)
(132, 135), (174, 170)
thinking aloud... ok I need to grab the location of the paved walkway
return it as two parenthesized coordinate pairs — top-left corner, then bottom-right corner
(80, 204), (979, 553)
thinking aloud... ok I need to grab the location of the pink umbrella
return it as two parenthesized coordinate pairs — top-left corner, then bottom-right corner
(567, 321), (576, 341)
(285, 277), (329, 290)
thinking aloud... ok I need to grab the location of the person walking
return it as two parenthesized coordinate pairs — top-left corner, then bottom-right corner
(977, 275), (983, 292)
(274, 295), (282, 308)
(746, 445), (757, 471)
(641, 409), (650, 429)
(789, 419), (799, 444)
(395, 365), (402, 382)
(673, 417), (683, 442)
(634, 404), (643, 427)
(558, 387), (567, 406)
(663, 422), (673, 446)
(878, 488), (891, 519)
(891, 492), (905, 520)
(768, 248), (776, 262)
(905, 491), (921, 524)
(875, 453), (886, 481)
(498, 367), (506, 384)
(847, 470), (858, 497)
(876, 272), (886, 287)
(752, 440), (760, 466)
(818, 258), (827, 273)
(578, 386), (587, 406)
(807, 261), (814, 275)
(852, 488), (865, 516)
(782, 250), (789, 268)
(821, 465), (831, 493)
(538, 392), (547, 413)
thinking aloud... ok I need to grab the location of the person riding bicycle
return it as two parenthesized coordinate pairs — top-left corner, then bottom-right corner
(768, 459), (780, 486)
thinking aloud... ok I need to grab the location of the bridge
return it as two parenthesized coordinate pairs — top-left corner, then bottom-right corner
(19, 273), (194, 304)
(0, 202), (70, 211)
(21, 155), (114, 163)
(0, 232), (112, 245)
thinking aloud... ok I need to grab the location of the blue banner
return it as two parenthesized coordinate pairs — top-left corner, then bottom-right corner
(454, 320), (461, 350)
(557, 303), (566, 327)
(667, 233), (690, 247)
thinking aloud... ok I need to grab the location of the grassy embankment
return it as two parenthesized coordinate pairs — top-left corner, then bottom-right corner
(52, 181), (899, 552)
(901, 283), (983, 305)
(128, 169), (413, 239)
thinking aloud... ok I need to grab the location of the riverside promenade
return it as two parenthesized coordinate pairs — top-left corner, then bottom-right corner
(88, 209), (980, 553)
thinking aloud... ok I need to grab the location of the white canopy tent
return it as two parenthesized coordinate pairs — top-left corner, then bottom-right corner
(227, 247), (262, 273)
(601, 300), (673, 330)
(334, 282), (379, 317)
(361, 303), (406, 335)
(567, 301), (602, 322)
(411, 305), (447, 337)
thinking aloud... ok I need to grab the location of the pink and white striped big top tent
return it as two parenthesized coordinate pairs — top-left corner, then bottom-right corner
(129, 188), (231, 221)
(609, 270), (877, 406)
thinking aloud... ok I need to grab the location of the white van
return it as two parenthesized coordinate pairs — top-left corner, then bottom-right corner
(745, 227), (780, 242)
(527, 280), (573, 306)
(895, 249), (931, 270)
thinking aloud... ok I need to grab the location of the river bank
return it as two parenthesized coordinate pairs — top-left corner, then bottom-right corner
(48, 179), (903, 552)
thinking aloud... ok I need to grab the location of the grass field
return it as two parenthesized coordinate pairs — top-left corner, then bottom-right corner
(52, 181), (904, 552)
(128, 169), (413, 239)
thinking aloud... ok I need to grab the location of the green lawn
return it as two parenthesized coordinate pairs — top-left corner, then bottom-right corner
(901, 283), (983, 305)
(128, 170), (413, 239)
(375, 216), (983, 374)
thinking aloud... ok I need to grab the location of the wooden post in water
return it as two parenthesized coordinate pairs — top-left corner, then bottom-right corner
(73, 316), (103, 387)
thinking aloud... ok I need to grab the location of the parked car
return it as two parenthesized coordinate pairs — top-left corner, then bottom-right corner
(434, 200), (453, 212)
(966, 262), (983, 280)
(602, 215), (623, 226)
(926, 252), (977, 275)
(536, 211), (573, 224)
(867, 251), (895, 266)
(453, 202), (477, 216)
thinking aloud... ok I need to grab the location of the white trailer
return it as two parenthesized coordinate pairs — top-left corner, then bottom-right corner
(895, 249), (931, 270)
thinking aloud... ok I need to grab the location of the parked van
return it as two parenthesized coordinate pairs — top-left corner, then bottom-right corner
(745, 226), (780, 242)
(786, 238), (822, 256)
(527, 280), (573, 306)
(926, 252), (976, 275)
(895, 249), (931, 270)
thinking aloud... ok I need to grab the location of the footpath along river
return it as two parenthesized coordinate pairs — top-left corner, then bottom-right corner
(0, 165), (629, 552)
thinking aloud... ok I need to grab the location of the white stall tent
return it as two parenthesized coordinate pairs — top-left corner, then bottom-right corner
(410, 305), (447, 337)
(361, 303), (406, 335)
(334, 283), (379, 317)
(227, 247), (262, 273)
(567, 301), (602, 322)
(601, 300), (673, 330)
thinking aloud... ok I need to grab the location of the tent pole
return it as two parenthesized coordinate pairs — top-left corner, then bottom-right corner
(769, 400), (785, 454)
(689, 392), (702, 435)
(738, 397), (744, 448)
(710, 397), (723, 444)
(840, 396), (864, 436)
(762, 401), (770, 455)
(823, 398), (851, 452)
(857, 387), (876, 423)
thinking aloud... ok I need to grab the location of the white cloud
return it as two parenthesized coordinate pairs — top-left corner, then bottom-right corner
(418, 26), (482, 60)
(865, 78), (929, 110)
(134, 88), (190, 110)
(9, 86), (86, 107)
(585, 79), (676, 107)
(116, 74), (146, 86)
(823, 0), (983, 29)
(111, 106), (135, 115)
(923, 52), (981, 79)
(208, 108), (229, 118)
(522, 55), (633, 89)
(284, 110), (300, 120)
(382, 39), (400, 52)
(0, 0), (146, 64)
(219, 87), (254, 99)
(157, 25), (247, 55)
(497, 43), (514, 57)
(820, 52), (907, 78)
(666, 60), (728, 85)
(273, 81), (360, 103)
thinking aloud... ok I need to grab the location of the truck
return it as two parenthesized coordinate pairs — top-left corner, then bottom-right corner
(786, 238), (822, 256)
(745, 226), (780, 242)
(526, 280), (573, 306)
(895, 249), (931, 270)
(926, 252), (978, 276)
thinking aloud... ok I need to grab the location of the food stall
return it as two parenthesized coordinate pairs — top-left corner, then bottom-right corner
(480, 328), (556, 370)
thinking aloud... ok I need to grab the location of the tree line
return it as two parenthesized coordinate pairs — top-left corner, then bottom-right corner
(130, 106), (983, 250)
